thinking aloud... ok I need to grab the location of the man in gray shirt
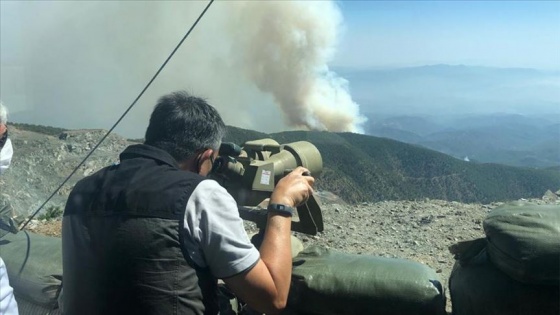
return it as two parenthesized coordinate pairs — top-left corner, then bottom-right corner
(62, 91), (314, 315)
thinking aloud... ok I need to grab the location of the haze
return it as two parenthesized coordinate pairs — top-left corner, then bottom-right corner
(1, 1), (559, 138)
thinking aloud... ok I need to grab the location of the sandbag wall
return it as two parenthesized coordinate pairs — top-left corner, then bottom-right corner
(0, 230), (63, 315)
(449, 203), (560, 315)
(287, 246), (446, 315)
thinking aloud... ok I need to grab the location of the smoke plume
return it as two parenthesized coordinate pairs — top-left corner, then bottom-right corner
(0, 1), (365, 136)
(228, 2), (366, 132)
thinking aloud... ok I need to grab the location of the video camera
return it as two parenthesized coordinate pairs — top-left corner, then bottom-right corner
(210, 139), (324, 235)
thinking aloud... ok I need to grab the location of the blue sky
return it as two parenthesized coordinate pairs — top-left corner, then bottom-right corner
(333, 1), (560, 70)
(0, 0), (558, 134)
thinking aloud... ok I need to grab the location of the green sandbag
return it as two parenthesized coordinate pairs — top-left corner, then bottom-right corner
(0, 230), (62, 308)
(449, 238), (559, 315)
(0, 193), (21, 236)
(287, 246), (446, 315)
(483, 202), (560, 285)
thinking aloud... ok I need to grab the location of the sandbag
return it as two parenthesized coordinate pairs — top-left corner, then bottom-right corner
(0, 230), (62, 311)
(287, 246), (446, 315)
(0, 193), (20, 236)
(12, 299), (62, 315)
(483, 202), (560, 285)
(449, 238), (559, 315)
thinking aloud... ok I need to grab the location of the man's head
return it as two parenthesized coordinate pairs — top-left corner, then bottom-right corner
(144, 91), (225, 175)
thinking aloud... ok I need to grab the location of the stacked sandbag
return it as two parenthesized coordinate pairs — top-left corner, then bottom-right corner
(287, 246), (446, 315)
(449, 203), (560, 315)
(0, 230), (63, 314)
(484, 203), (559, 285)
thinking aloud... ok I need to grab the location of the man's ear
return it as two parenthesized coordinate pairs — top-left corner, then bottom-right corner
(200, 148), (214, 160)
(179, 149), (214, 174)
(193, 149), (214, 175)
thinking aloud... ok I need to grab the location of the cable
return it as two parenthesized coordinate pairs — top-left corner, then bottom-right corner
(19, 0), (215, 231)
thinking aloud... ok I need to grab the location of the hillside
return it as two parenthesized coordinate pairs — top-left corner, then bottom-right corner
(269, 131), (560, 203)
(364, 113), (560, 168)
(2, 124), (559, 217)
(191, 125), (560, 203)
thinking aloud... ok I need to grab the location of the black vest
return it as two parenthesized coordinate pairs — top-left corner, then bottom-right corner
(62, 144), (217, 315)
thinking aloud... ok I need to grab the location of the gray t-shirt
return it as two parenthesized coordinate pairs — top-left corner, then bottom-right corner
(181, 180), (260, 279)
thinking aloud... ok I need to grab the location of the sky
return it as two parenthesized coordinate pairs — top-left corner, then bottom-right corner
(333, 1), (560, 70)
(0, 0), (559, 137)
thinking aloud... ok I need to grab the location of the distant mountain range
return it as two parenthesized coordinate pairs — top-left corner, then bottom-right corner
(362, 113), (559, 168)
(6, 123), (559, 209)
(330, 65), (559, 169)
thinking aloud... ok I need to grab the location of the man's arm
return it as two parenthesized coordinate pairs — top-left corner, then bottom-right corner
(223, 167), (314, 314)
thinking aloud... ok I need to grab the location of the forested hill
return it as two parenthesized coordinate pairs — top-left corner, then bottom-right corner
(224, 126), (560, 204)
(6, 123), (559, 205)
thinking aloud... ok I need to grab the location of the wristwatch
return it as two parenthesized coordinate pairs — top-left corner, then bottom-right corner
(267, 203), (295, 217)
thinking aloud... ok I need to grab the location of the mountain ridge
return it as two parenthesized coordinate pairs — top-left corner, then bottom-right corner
(2, 123), (558, 217)
(364, 113), (559, 168)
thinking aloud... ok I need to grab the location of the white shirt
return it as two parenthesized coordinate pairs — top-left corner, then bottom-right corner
(0, 257), (19, 315)
(0, 138), (13, 175)
(182, 180), (260, 278)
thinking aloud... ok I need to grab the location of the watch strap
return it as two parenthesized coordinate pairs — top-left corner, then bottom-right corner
(267, 203), (294, 217)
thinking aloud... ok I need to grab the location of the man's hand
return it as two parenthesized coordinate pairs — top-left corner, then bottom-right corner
(223, 167), (315, 314)
(270, 167), (315, 208)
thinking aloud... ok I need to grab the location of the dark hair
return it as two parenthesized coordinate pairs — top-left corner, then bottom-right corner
(144, 91), (225, 161)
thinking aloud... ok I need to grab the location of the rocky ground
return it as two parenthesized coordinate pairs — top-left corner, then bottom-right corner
(1, 126), (131, 217)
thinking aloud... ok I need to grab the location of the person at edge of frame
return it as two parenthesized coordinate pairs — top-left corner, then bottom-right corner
(0, 102), (13, 175)
(62, 90), (315, 315)
(0, 101), (19, 315)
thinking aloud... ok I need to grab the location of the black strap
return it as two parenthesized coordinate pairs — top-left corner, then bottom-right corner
(267, 203), (294, 217)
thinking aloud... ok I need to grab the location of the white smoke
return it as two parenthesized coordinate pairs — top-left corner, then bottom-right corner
(0, 1), (366, 135)
(227, 1), (367, 132)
